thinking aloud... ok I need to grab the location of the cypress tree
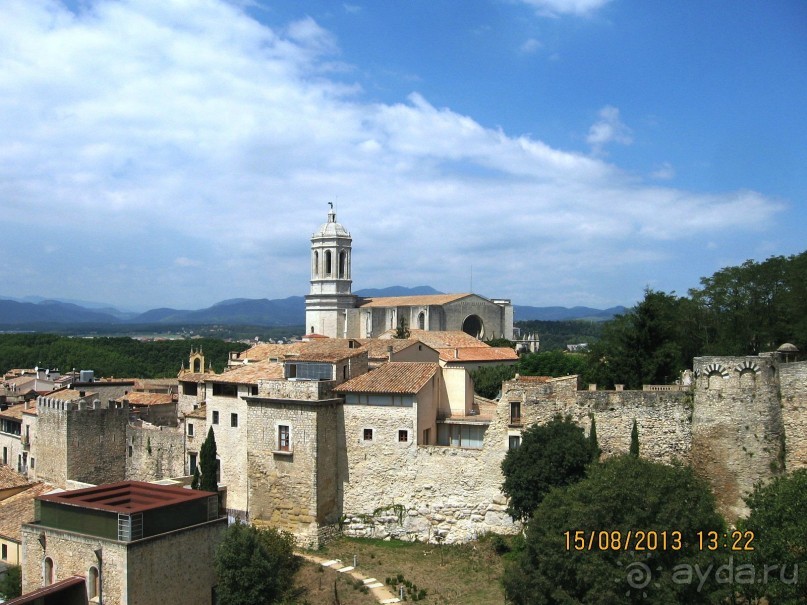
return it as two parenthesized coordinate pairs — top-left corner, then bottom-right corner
(589, 415), (600, 462)
(629, 419), (640, 457)
(199, 426), (219, 492)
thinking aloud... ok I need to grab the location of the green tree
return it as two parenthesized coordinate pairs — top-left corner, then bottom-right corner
(199, 426), (218, 493)
(589, 415), (600, 462)
(0, 565), (21, 599)
(503, 456), (727, 605)
(501, 415), (592, 521)
(191, 466), (201, 490)
(735, 469), (807, 604)
(394, 316), (410, 339)
(518, 350), (587, 377)
(470, 364), (517, 399)
(215, 522), (299, 605)
(630, 419), (640, 457)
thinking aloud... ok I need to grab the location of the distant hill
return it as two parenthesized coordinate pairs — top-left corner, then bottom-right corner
(0, 290), (627, 328)
(0, 299), (123, 325)
(514, 305), (627, 322)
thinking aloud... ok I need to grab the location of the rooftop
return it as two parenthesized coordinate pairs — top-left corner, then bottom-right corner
(334, 362), (438, 395)
(0, 402), (26, 421)
(0, 465), (30, 490)
(0, 483), (58, 542)
(115, 392), (176, 406)
(288, 341), (367, 363)
(210, 362), (284, 384)
(230, 342), (305, 363)
(438, 347), (519, 363)
(357, 293), (470, 308)
(37, 480), (216, 515)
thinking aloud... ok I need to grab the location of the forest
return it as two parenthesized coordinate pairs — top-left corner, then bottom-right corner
(0, 334), (248, 377)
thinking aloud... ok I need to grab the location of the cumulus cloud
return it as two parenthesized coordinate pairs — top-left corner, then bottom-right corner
(517, 0), (613, 17)
(0, 0), (783, 309)
(586, 105), (633, 154)
(651, 162), (676, 180)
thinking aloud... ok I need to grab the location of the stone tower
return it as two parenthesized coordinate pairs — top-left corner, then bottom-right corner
(305, 205), (357, 337)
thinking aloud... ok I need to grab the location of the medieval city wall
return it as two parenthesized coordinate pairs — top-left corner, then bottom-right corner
(779, 361), (807, 471)
(66, 408), (128, 486)
(29, 409), (68, 487)
(125, 422), (186, 482)
(691, 355), (784, 520)
(339, 401), (518, 544)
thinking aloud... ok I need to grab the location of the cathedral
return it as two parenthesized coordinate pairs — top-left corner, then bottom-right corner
(304, 207), (514, 340)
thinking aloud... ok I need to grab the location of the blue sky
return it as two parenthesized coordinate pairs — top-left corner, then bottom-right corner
(1, 0), (805, 311)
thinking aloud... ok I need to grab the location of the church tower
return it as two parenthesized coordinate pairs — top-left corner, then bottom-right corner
(305, 205), (357, 337)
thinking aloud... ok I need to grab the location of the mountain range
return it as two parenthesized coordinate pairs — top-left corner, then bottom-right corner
(0, 288), (626, 328)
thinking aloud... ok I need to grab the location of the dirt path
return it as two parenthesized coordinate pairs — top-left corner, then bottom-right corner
(297, 551), (401, 604)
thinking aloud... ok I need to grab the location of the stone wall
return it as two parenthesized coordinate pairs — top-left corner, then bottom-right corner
(777, 360), (807, 471)
(29, 409), (68, 486)
(125, 518), (226, 605)
(126, 422), (186, 482)
(66, 408), (128, 486)
(339, 400), (518, 544)
(691, 355), (784, 520)
(21, 524), (127, 604)
(247, 398), (338, 547)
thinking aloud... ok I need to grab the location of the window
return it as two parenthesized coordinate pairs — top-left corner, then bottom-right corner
(313, 250), (319, 276)
(363, 428), (373, 442)
(338, 250), (347, 278)
(2, 543), (7, 559)
(212, 411), (219, 425)
(88, 566), (99, 601)
(509, 401), (522, 425)
(2, 447), (6, 465)
(183, 382), (198, 396)
(278, 425), (290, 451)
(31, 457), (35, 469)
(325, 250), (332, 275)
(398, 430), (409, 443)
(250, 385), (258, 396)
(418, 312), (425, 330)
(44, 557), (54, 585)
(509, 435), (521, 450)
(231, 413), (238, 428)
(187, 423), (194, 436)
(422, 428), (431, 445)
(189, 453), (198, 475)
(128, 446), (133, 458)
(212, 383), (237, 397)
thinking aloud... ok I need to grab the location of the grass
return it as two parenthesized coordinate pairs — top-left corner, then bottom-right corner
(291, 535), (511, 604)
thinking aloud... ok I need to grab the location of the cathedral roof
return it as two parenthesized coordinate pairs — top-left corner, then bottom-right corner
(313, 208), (350, 238)
(357, 293), (471, 308)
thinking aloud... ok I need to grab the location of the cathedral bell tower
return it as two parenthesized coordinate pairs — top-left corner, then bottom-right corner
(304, 205), (357, 337)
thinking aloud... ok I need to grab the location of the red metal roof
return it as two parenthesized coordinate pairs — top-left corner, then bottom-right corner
(37, 480), (216, 514)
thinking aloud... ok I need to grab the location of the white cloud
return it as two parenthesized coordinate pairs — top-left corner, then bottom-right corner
(520, 38), (542, 54)
(0, 0), (784, 309)
(651, 162), (676, 180)
(517, 0), (613, 17)
(586, 105), (633, 154)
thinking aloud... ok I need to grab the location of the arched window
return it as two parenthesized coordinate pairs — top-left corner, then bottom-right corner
(324, 250), (332, 275)
(44, 557), (54, 586)
(338, 250), (347, 278)
(417, 312), (425, 330)
(313, 251), (319, 276)
(193, 358), (201, 373)
(88, 566), (100, 600)
(707, 372), (723, 390)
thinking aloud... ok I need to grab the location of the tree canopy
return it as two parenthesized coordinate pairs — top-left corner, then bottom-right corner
(501, 415), (593, 521)
(503, 455), (727, 605)
(735, 469), (807, 603)
(199, 426), (219, 493)
(215, 522), (299, 605)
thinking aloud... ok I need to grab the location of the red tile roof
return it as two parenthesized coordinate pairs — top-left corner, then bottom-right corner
(116, 392), (176, 406)
(0, 483), (57, 542)
(334, 362), (438, 395)
(439, 347), (519, 362)
(210, 362), (284, 384)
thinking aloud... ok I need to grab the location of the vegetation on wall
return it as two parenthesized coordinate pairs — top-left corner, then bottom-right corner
(0, 334), (248, 377)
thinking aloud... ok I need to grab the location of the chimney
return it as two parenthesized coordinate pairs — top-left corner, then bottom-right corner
(387, 345), (393, 361)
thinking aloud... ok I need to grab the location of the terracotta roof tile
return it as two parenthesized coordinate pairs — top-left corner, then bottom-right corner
(288, 341), (367, 363)
(0, 403), (26, 421)
(209, 362), (284, 384)
(116, 392), (176, 406)
(231, 342), (305, 363)
(0, 465), (30, 491)
(402, 330), (489, 349)
(439, 347), (519, 362)
(355, 338), (431, 359)
(0, 483), (57, 542)
(334, 362), (438, 395)
(357, 293), (470, 308)
(185, 404), (207, 419)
